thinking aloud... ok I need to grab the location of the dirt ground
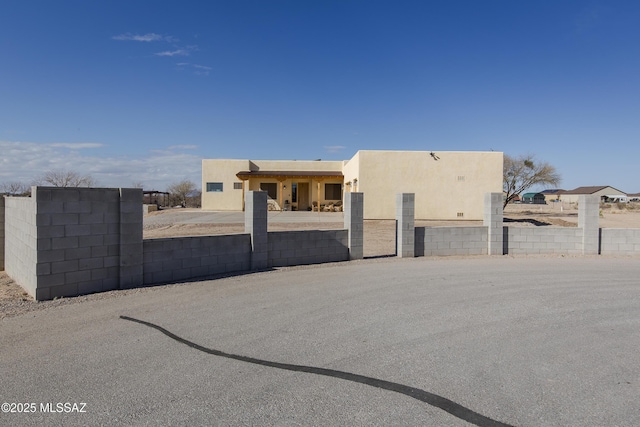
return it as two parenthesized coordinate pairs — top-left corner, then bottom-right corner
(3, 202), (639, 317)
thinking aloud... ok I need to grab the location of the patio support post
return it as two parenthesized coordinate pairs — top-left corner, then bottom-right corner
(484, 192), (504, 255)
(396, 193), (415, 257)
(241, 180), (246, 211)
(245, 191), (268, 270)
(344, 192), (363, 260)
(579, 195), (600, 255)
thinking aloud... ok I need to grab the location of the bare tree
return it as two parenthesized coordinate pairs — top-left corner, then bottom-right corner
(503, 154), (561, 208)
(34, 170), (96, 188)
(0, 181), (31, 196)
(167, 179), (198, 207)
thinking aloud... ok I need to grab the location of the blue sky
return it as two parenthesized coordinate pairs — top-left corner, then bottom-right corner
(1, 1), (639, 192)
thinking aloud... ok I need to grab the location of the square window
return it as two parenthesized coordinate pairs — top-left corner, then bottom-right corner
(260, 183), (277, 199)
(206, 182), (223, 192)
(325, 183), (342, 200)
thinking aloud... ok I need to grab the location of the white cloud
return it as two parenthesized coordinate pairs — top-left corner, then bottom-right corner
(167, 144), (198, 150)
(112, 33), (165, 42)
(49, 142), (104, 149)
(155, 49), (189, 57)
(176, 63), (211, 76)
(0, 141), (202, 191)
(324, 145), (346, 153)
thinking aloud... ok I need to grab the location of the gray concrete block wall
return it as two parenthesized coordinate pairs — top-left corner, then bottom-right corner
(503, 227), (583, 255)
(415, 227), (488, 256)
(119, 188), (143, 289)
(579, 195), (600, 254)
(396, 193), (415, 258)
(245, 191), (268, 270)
(344, 192), (364, 260)
(142, 234), (251, 285)
(4, 196), (38, 297)
(600, 229), (640, 255)
(0, 197), (5, 271)
(267, 230), (349, 267)
(33, 187), (125, 300)
(142, 204), (158, 215)
(7, 185), (639, 302)
(484, 192), (504, 255)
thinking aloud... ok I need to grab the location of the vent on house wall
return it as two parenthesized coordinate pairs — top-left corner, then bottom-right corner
(233, 182), (243, 190)
(457, 212), (464, 217)
(457, 176), (465, 181)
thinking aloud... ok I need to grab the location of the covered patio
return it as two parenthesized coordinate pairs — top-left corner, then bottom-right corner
(236, 170), (345, 211)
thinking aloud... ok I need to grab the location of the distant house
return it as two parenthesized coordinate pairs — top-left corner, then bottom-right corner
(521, 192), (546, 204)
(560, 186), (627, 204)
(628, 193), (640, 202)
(540, 189), (565, 203)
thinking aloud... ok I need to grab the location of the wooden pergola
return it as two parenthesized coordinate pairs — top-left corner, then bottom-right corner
(143, 191), (170, 207)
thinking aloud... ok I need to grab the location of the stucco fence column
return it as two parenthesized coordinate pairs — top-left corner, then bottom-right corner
(396, 193), (415, 258)
(0, 196), (5, 270)
(579, 195), (600, 255)
(484, 192), (504, 255)
(245, 191), (268, 270)
(344, 192), (364, 260)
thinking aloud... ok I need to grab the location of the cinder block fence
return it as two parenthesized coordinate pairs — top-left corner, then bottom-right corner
(2, 187), (143, 300)
(407, 193), (613, 257)
(1, 188), (361, 301)
(2, 189), (640, 301)
(406, 192), (637, 258)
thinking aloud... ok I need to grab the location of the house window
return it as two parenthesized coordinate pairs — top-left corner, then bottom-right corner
(206, 182), (223, 192)
(260, 183), (277, 199)
(325, 183), (342, 200)
(233, 182), (243, 190)
(292, 183), (297, 203)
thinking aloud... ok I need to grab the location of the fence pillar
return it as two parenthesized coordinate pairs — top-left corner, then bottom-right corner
(0, 197), (5, 270)
(484, 192), (504, 255)
(344, 192), (364, 260)
(396, 193), (415, 257)
(579, 195), (600, 255)
(119, 188), (144, 289)
(245, 191), (268, 270)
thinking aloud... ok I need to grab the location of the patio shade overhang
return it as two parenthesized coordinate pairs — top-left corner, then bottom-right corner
(236, 171), (344, 180)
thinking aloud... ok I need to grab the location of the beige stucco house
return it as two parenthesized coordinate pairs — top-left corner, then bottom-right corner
(202, 150), (503, 219)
